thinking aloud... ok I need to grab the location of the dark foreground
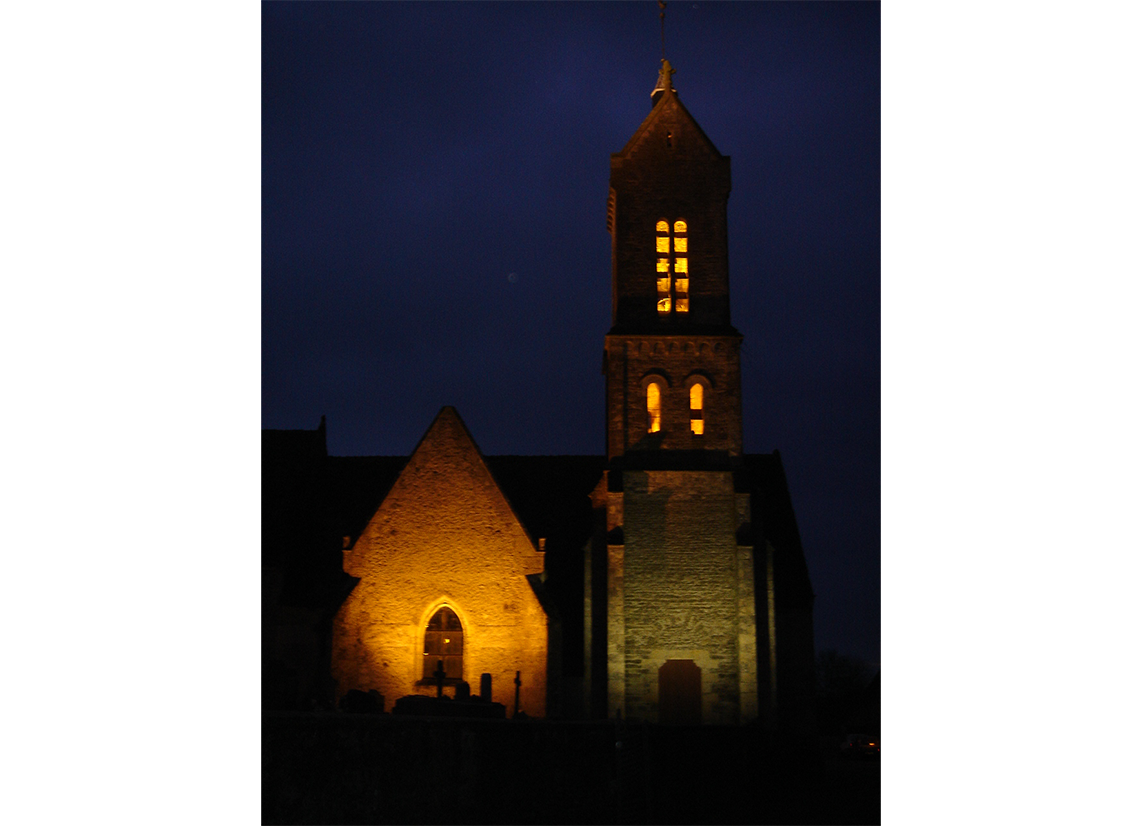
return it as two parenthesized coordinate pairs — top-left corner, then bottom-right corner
(263, 713), (879, 825)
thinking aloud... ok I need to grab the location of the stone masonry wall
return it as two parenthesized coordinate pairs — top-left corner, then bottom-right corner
(332, 409), (548, 716)
(615, 469), (749, 724)
(605, 334), (743, 459)
(609, 90), (732, 330)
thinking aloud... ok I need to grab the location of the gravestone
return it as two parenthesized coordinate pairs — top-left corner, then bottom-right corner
(433, 659), (446, 698)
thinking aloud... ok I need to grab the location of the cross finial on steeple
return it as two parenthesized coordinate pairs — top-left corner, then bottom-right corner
(652, 57), (675, 105)
(659, 0), (667, 61)
(652, 1), (674, 105)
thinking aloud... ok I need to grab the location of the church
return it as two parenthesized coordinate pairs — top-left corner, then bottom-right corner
(263, 59), (815, 730)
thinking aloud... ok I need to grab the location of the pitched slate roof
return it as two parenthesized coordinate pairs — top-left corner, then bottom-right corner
(324, 455), (407, 546)
(614, 68), (724, 161)
(264, 421), (810, 620)
(483, 456), (605, 549)
(742, 451), (816, 609)
(318, 454), (605, 552)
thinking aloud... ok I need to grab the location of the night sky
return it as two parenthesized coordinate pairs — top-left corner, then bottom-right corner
(262, 2), (880, 669)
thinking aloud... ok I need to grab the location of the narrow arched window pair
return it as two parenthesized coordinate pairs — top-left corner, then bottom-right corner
(656, 220), (689, 315)
(689, 383), (704, 435)
(423, 606), (464, 681)
(647, 381), (663, 433)
(645, 380), (705, 435)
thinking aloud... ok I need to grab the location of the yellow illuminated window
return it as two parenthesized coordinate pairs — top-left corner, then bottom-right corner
(690, 384), (704, 435)
(655, 219), (689, 315)
(647, 382), (662, 433)
(423, 606), (464, 681)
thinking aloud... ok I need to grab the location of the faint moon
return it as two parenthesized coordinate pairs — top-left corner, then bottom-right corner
(507, 272), (518, 283)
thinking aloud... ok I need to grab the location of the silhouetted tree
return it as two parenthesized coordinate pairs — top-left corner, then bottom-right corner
(815, 649), (873, 735)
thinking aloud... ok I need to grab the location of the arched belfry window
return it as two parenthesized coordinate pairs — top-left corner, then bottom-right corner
(656, 219), (689, 315)
(423, 606), (464, 681)
(646, 381), (663, 433)
(689, 383), (705, 435)
(656, 221), (671, 313)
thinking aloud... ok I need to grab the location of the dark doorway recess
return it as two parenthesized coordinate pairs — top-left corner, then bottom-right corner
(659, 659), (701, 725)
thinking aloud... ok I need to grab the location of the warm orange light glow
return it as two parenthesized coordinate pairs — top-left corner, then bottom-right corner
(647, 382), (662, 432)
(423, 605), (464, 680)
(690, 383), (704, 434)
(654, 219), (689, 315)
(332, 408), (549, 716)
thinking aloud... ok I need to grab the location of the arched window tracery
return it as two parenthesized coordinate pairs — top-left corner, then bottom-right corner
(656, 219), (689, 314)
(422, 606), (464, 681)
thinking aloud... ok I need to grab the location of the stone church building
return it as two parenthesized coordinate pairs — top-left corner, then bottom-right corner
(263, 61), (815, 730)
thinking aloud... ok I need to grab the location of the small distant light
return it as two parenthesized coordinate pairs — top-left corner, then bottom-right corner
(444, 638), (450, 644)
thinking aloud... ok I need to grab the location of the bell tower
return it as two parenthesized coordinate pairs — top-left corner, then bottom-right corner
(604, 60), (743, 461)
(591, 61), (758, 725)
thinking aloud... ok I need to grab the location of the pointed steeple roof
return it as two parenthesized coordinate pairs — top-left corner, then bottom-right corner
(651, 58), (676, 106)
(613, 60), (724, 161)
(607, 58), (733, 335)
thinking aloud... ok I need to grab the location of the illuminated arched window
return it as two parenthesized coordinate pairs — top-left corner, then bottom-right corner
(656, 221), (671, 313)
(646, 381), (662, 433)
(656, 219), (689, 315)
(689, 383), (704, 435)
(423, 606), (464, 681)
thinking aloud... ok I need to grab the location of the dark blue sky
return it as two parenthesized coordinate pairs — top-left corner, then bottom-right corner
(263, 1), (880, 668)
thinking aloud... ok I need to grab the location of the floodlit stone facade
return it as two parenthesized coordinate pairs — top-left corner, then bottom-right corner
(604, 336), (744, 457)
(263, 59), (815, 731)
(331, 407), (549, 716)
(583, 61), (769, 725)
(601, 469), (757, 725)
